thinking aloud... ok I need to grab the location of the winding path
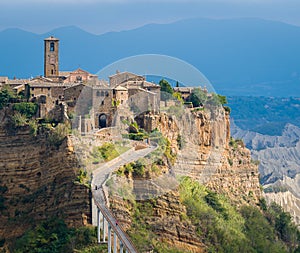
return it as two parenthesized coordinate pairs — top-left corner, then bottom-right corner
(91, 145), (157, 253)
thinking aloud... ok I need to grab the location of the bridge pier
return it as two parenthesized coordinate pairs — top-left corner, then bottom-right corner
(114, 232), (117, 253)
(103, 215), (106, 243)
(108, 224), (112, 253)
(97, 208), (101, 243)
(120, 242), (124, 253)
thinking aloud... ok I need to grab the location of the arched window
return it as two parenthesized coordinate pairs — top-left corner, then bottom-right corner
(50, 42), (55, 52)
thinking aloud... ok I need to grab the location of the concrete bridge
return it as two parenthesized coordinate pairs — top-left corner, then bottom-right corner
(91, 144), (157, 253)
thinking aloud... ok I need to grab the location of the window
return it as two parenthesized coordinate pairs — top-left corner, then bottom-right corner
(96, 91), (100, 96)
(51, 69), (54, 75)
(101, 101), (104, 105)
(101, 91), (104, 96)
(50, 42), (55, 52)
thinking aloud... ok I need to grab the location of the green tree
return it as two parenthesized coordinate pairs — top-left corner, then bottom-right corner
(0, 86), (16, 109)
(159, 79), (173, 101)
(187, 88), (207, 107)
(13, 102), (38, 118)
(217, 94), (227, 105)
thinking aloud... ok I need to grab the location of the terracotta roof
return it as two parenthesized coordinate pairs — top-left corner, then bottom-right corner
(114, 85), (127, 91)
(44, 36), (59, 41)
(29, 79), (67, 88)
(0, 77), (8, 82)
(109, 71), (143, 79)
(6, 79), (28, 85)
(142, 81), (160, 88)
(59, 71), (72, 77)
(173, 87), (194, 93)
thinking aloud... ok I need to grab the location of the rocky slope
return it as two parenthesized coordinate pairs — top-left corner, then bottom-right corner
(0, 112), (91, 242)
(109, 107), (261, 251)
(232, 122), (300, 226)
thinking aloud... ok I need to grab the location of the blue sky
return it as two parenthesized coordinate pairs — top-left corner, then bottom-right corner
(1, 0), (300, 34)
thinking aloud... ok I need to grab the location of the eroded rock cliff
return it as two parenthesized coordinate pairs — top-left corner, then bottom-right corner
(110, 106), (261, 251)
(0, 125), (91, 241)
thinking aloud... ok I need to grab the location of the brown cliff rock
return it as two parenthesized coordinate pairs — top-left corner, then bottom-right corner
(0, 126), (91, 241)
(110, 107), (261, 251)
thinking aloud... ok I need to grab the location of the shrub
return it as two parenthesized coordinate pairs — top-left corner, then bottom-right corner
(47, 123), (69, 147)
(224, 106), (231, 113)
(0, 86), (16, 109)
(11, 112), (28, 127)
(13, 102), (38, 118)
(132, 159), (146, 177)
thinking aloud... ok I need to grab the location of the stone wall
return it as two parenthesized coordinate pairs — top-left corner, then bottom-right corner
(0, 124), (91, 241)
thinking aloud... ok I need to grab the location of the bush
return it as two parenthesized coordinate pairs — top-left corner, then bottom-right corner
(224, 106), (231, 113)
(0, 86), (16, 109)
(132, 159), (146, 177)
(13, 102), (38, 118)
(47, 123), (69, 147)
(12, 219), (104, 253)
(11, 112), (28, 127)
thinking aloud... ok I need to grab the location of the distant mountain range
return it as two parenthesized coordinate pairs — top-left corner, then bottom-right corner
(1, 18), (300, 96)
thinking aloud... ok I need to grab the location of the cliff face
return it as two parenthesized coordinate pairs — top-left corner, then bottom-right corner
(138, 107), (260, 205)
(0, 124), (91, 241)
(111, 107), (261, 251)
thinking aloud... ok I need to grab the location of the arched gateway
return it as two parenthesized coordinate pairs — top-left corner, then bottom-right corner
(99, 114), (107, 128)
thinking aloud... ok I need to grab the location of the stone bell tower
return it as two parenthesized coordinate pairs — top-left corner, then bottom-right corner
(44, 36), (59, 78)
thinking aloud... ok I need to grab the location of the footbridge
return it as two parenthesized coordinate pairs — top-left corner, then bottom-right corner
(91, 145), (157, 253)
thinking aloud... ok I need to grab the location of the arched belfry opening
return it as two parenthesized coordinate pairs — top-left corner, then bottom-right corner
(99, 114), (107, 128)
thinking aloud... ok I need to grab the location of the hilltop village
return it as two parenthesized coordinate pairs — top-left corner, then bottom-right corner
(0, 36), (205, 133)
(1, 37), (300, 253)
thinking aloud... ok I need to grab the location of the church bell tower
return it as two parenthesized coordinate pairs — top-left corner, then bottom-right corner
(44, 36), (59, 78)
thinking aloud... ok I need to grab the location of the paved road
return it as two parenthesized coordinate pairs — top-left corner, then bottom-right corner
(91, 145), (157, 253)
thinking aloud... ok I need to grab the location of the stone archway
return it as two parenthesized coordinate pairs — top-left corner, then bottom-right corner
(99, 114), (107, 128)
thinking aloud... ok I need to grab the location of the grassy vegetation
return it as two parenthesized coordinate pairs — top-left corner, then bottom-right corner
(11, 218), (107, 253)
(179, 177), (300, 253)
(128, 201), (188, 253)
(125, 177), (300, 252)
(148, 129), (177, 165)
(47, 123), (70, 147)
(91, 142), (130, 164)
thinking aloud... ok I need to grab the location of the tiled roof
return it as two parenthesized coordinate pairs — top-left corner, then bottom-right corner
(114, 85), (127, 91)
(44, 36), (59, 41)
(142, 81), (160, 88)
(173, 87), (194, 93)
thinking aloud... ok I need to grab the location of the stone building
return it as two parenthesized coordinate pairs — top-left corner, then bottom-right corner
(24, 37), (162, 133)
(44, 36), (60, 79)
(60, 68), (98, 83)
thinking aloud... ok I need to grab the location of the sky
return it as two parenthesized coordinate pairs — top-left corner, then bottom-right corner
(1, 0), (300, 34)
